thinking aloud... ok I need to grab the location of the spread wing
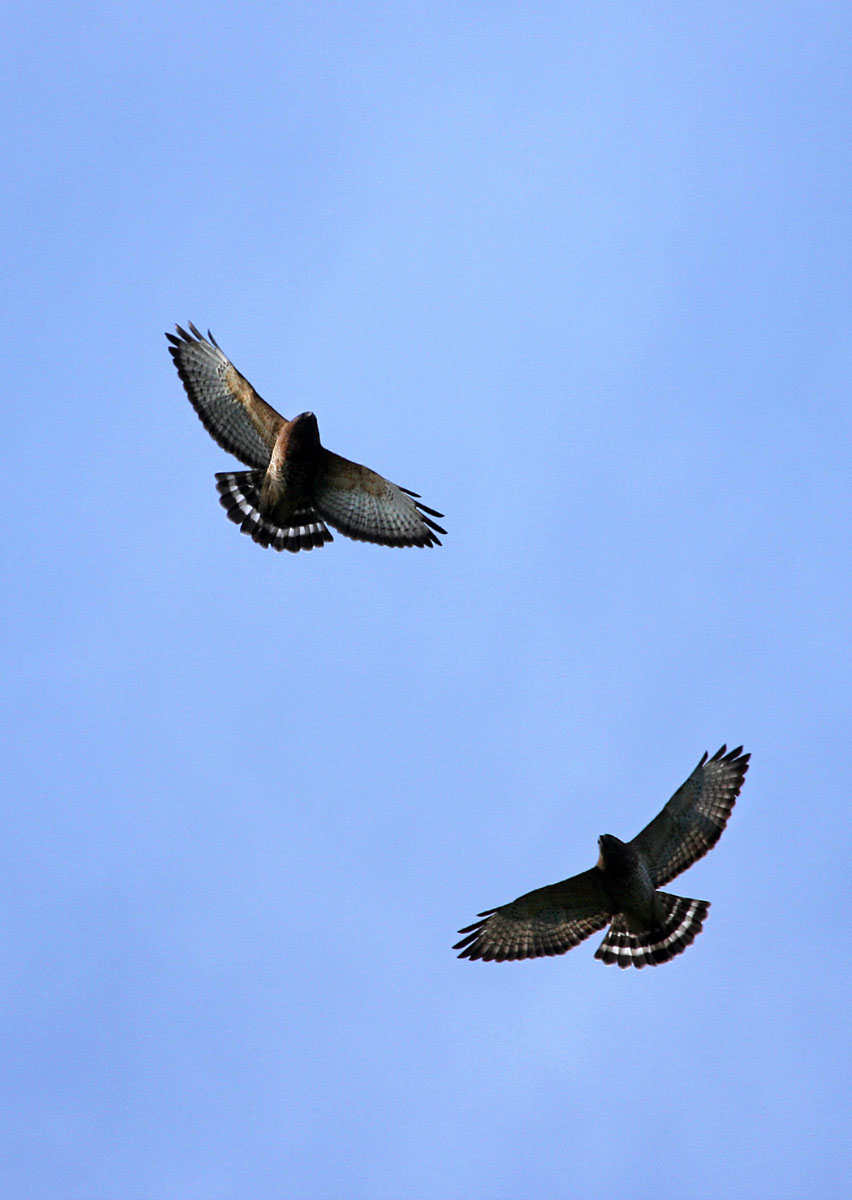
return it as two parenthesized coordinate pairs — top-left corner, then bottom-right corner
(630, 745), (750, 887)
(166, 323), (283, 468)
(454, 867), (610, 961)
(314, 450), (446, 548)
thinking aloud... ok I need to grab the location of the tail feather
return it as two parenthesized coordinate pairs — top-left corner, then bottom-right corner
(215, 471), (333, 553)
(595, 894), (710, 969)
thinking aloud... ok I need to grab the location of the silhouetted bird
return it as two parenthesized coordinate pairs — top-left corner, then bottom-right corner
(455, 745), (749, 968)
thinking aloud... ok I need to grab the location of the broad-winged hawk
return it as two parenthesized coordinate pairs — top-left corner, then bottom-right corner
(455, 745), (749, 968)
(166, 324), (445, 552)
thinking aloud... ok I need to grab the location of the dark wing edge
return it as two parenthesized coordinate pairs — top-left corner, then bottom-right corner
(165, 322), (280, 468)
(397, 485), (447, 525)
(315, 451), (446, 548)
(631, 744), (750, 887)
(454, 868), (610, 962)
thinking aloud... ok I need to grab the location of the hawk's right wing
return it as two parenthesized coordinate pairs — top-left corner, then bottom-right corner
(630, 745), (750, 888)
(454, 867), (610, 961)
(166, 323), (283, 468)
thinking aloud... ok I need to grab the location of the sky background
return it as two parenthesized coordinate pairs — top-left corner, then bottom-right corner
(3, 3), (851, 1197)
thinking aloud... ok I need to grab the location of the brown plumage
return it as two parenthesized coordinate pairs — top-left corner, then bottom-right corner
(166, 324), (445, 552)
(455, 745), (749, 969)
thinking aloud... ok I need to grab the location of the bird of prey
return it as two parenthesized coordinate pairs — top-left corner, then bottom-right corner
(166, 323), (445, 552)
(454, 745), (749, 969)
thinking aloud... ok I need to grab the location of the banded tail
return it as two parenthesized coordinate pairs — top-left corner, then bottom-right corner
(594, 893), (710, 969)
(215, 470), (333, 553)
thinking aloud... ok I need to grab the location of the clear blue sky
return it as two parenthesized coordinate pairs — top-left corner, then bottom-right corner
(4, 4), (851, 1197)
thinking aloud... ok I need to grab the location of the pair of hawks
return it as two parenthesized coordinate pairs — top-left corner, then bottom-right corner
(167, 323), (750, 970)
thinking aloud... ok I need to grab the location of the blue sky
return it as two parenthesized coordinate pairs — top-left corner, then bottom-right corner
(4, 3), (851, 1197)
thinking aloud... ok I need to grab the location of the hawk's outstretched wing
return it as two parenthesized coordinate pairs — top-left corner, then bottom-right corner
(314, 451), (446, 548)
(166, 324), (282, 468)
(454, 867), (610, 961)
(630, 745), (750, 888)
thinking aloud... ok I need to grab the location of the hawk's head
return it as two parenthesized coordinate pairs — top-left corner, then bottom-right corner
(282, 411), (322, 458)
(596, 834), (634, 873)
(289, 411), (320, 439)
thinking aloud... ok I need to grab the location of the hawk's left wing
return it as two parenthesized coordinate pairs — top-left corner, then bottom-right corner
(166, 323), (283, 468)
(454, 868), (610, 961)
(631, 745), (750, 887)
(314, 450), (446, 548)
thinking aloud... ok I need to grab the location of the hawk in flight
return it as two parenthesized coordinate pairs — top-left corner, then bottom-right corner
(166, 324), (445, 552)
(455, 745), (749, 969)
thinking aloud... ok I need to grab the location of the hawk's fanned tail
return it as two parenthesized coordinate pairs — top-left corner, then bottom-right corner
(594, 893), (710, 969)
(215, 471), (333, 553)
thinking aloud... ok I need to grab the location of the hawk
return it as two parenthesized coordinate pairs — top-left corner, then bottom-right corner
(455, 745), (749, 969)
(166, 323), (446, 552)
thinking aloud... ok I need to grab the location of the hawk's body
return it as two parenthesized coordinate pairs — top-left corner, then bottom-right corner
(166, 324), (445, 552)
(455, 745), (749, 969)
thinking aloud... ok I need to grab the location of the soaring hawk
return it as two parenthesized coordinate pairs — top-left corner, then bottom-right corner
(455, 745), (749, 969)
(166, 324), (445, 552)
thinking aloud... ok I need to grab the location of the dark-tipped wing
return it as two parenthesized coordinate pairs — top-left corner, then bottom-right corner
(631, 745), (750, 887)
(166, 323), (283, 468)
(313, 450), (446, 548)
(454, 867), (610, 961)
